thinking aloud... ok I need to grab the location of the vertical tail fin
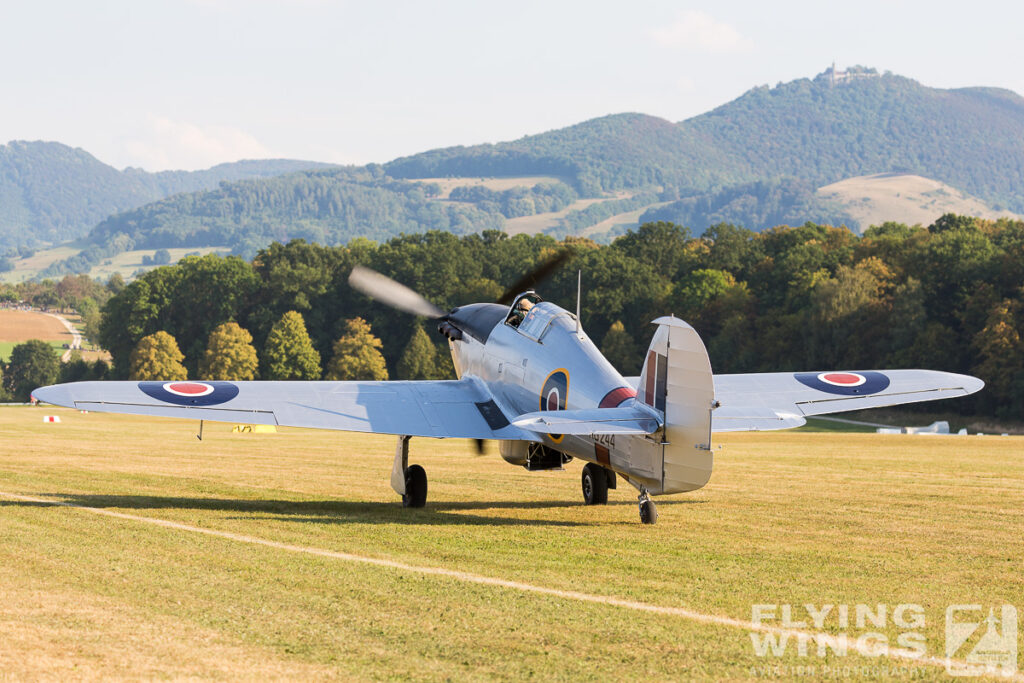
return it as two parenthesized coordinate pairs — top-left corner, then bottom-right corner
(636, 316), (716, 493)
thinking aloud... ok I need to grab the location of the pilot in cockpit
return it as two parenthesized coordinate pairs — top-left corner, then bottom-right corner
(507, 293), (538, 328)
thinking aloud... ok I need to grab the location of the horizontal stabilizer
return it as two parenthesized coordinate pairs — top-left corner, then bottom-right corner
(512, 406), (660, 436)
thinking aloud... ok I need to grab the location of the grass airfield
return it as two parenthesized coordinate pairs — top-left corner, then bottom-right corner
(1, 406), (1022, 680)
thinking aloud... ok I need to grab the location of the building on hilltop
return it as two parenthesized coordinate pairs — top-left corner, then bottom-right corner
(822, 62), (881, 86)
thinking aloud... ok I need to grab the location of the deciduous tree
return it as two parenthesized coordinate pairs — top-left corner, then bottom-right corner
(325, 317), (388, 381)
(263, 311), (321, 380)
(200, 322), (259, 380)
(396, 324), (443, 380)
(4, 340), (60, 401)
(601, 321), (639, 375)
(129, 331), (187, 381)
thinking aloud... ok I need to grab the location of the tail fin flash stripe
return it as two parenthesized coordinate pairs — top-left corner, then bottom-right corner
(655, 352), (668, 412)
(643, 351), (657, 406)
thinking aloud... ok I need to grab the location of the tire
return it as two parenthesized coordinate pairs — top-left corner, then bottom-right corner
(639, 499), (658, 525)
(581, 463), (609, 505)
(403, 464), (427, 508)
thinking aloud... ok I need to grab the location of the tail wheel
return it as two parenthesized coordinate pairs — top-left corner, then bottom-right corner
(581, 463), (609, 505)
(639, 498), (658, 525)
(403, 464), (427, 508)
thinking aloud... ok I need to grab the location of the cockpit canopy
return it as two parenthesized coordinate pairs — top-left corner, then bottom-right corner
(505, 291), (542, 328)
(507, 294), (576, 342)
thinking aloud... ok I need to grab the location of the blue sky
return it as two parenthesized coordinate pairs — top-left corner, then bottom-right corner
(3, 0), (1021, 171)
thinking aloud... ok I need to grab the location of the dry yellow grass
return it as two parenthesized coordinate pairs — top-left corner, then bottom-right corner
(503, 198), (606, 235)
(1, 246), (229, 284)
(1, 406), (1021, 679)
(410, 176), (564, 199)
(817, 173), (1021, 232)
(0, 310), (73, 342)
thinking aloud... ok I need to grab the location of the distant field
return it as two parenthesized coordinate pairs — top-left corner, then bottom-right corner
(410, 176), (565, 199)
(0, 310), (71, 343)
(0, 309), (103, 362)
(817, 173), (1021, 232)
(1, 406), (1020, 679)
(1, 246), (230, 284)
(580, 200), (673, 238)
(503, 197), (606, 235)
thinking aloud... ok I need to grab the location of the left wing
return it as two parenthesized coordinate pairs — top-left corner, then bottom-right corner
(625, 369), (984, 432)
(32, 378), (537, 441)
(711, 369), (984, 432)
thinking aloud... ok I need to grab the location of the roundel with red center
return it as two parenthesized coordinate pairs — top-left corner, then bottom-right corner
(794, 371), (890, 396)
(539, 368), (569, 443)
(138, 381), (240, 406)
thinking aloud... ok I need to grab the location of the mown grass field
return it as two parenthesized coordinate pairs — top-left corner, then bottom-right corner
(1, 246), (228, 283)
(1, 406), (1021, 679)
(0, 310), (79, 362)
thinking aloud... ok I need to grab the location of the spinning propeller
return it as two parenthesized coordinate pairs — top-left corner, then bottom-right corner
(348, 250), (574, 455)
(348, 249), (573, 319)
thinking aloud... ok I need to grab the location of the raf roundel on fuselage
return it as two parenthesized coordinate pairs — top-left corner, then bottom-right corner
(138, 381), (240, 406)
(793, 371), (891, 396)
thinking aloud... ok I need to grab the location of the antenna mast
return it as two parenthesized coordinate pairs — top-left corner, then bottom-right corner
(575, 269), (582, 335)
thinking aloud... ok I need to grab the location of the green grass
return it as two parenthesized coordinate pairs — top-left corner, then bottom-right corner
(0, 340), (67, 362)
(0, 406), (1021, 678)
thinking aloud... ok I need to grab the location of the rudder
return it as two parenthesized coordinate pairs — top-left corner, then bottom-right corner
(636, 316), (715, 494)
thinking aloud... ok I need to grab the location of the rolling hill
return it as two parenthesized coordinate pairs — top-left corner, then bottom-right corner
(387, 67), (1024, 213)
(11, 65), (1024, 278)
(0, 141), (333, 252)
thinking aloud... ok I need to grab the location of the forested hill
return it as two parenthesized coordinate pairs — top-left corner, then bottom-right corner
(15, 66), (1024, 276)
(385, 113), (743, 196)
(386, 68), (1024, 212)
(0, 140), (332, 251)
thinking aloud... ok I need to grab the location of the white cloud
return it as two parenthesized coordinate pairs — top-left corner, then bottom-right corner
(649, 10), (752, 54)
(123, 116), (272, 171)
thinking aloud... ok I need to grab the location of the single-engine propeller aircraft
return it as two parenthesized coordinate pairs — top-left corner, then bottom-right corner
(34, 253), (984, 524)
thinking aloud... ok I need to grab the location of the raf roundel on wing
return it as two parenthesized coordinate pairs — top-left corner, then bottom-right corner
(793, 371), (891, 396)
(138, 381), (240, 406)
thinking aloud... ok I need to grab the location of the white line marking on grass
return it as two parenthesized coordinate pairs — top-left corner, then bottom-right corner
(1, 490), (1018, 680)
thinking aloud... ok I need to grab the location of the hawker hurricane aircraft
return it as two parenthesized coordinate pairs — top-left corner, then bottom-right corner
(34, 255), (984, 524)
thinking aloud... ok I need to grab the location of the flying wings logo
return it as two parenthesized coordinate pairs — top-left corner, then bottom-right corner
(794, 371), (891, 396)
(138, 381), (240, 406)
(540, 369), (569, 443)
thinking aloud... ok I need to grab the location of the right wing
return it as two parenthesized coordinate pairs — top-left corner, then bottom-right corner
(32, 378), (538, 441)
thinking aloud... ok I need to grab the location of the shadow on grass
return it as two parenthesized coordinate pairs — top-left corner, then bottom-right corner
(2, 493), (704, 528)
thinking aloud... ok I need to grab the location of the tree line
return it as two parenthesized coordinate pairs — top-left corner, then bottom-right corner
(5, 214), (1023, 419)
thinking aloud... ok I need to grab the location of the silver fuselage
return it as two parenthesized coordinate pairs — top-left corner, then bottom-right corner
(445, 300), (660, 487)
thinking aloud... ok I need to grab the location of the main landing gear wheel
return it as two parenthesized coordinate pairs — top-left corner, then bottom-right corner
(403, 464), (427, 508)
(581, 463), (609, 505)
(638, 491), (658, 525)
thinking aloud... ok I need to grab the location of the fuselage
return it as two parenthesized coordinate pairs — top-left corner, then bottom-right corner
(441, 298), (641, 476)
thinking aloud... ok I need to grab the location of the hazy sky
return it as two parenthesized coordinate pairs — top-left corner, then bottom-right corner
(3, 0), (1021, 171)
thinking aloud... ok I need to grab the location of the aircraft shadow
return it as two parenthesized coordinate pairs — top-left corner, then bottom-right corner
(3, 494), (702, 528)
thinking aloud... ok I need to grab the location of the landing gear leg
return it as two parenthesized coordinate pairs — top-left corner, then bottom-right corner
(391, 435), (428, 508)
(638, 488), (658, 525)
